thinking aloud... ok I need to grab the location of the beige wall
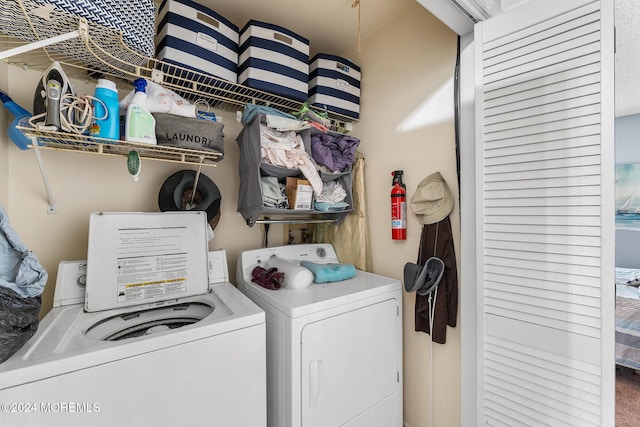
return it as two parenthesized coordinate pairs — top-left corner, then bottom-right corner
(0, 3), (460, 425)
(343, 4), (460, 427)
(0, 68), (284, 316)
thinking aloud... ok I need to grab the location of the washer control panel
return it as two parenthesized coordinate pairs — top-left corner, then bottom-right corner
(237, 244), (340, 279)
(53, 260), (87, 308)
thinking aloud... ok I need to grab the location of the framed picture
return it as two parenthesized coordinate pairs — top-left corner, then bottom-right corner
(616, 163), (640, 227)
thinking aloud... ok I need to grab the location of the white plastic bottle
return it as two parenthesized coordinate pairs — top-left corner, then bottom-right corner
(125, 78), (156, 145)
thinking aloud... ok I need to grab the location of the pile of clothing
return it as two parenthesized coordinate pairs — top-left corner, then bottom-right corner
(310, 133), (360, 211)
(311, 133), (360, 173)
(261, 176), (289, 209)
(259, 123), (323, 197)
(0, 206), (47, 363)
(243, 103), (361, 213)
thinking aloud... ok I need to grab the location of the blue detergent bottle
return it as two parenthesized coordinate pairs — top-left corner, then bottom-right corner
(91, 79), (120, 141)
(0, 90), (32, 150)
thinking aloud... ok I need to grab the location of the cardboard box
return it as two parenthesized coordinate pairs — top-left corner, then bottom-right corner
(286, 177), (313, 210)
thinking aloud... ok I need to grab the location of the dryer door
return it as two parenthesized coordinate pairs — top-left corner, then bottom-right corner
(301, 297), (401, 427)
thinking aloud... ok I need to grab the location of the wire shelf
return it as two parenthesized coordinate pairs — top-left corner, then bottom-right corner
(2, 0), (363, 216)
(17, 126), (222, 165)
(1, 0), (357, 128)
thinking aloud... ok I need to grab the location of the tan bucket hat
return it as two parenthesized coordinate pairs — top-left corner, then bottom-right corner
(409, 172), (453, 225)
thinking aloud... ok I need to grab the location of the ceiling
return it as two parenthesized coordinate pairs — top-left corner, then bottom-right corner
(198, 0), (640, 118)
(195, 0), (416, 58)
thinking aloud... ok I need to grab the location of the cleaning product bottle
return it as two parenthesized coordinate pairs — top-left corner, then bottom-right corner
(0, 90), (32, 150)
(91, 79), (120, 141)
(125, 78), (156, 145)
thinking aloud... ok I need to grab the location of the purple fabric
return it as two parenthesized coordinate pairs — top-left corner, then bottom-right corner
(251, 266), (284, 290)
(311, 134), (360, 172)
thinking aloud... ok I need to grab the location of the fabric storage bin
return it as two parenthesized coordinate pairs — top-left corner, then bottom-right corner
(156, 0), (239, 83)
(309, 54), (361, 119)
(238, 20), (309, 102)
(0, 0), (156, 59)
(236, 113), (313, 225)
(153, 113), (225, 160)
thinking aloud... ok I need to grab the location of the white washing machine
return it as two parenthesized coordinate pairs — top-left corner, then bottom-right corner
(237, 244), (403, 427)
(0, 212), (266, 427)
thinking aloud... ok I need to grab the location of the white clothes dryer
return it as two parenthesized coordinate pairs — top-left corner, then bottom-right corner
(237, 244), (403, 427)
(0, 212), (267, 427)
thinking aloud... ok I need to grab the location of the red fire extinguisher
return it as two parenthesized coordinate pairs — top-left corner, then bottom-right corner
(391, 170), (407, 240)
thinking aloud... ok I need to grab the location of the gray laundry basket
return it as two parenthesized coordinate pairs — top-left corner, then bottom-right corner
(154, 113), (225, 160)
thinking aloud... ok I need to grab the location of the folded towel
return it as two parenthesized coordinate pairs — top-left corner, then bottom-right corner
(300, 261), (356, 283)
(314, 201), (349, 212)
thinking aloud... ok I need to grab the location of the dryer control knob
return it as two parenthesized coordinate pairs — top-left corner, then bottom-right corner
(316, 247), (326, 258)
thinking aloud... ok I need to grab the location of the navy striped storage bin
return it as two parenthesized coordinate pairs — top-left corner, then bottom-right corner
(1, 0), (156, 60)
(238, 20), (309, 102)
(309, 54), (361, 119)
(156, 0), (239, 83)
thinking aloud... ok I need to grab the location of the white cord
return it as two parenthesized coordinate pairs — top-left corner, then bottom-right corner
(61, 93), (106, 134)
(28, 112), (49, 130)
(188, 156), (206, 208)
(428, 286), (439, 427)
(193, 98), (210, 112)
(28, 93), (108, 135)
(428, 222), (440, 427)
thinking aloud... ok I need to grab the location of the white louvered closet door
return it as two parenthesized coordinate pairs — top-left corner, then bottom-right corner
(474, 0), (615, 425)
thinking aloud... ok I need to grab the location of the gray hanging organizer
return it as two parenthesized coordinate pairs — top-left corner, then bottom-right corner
(235, 113), (353, 226)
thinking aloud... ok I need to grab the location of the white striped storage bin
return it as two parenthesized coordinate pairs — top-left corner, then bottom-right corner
(308, 54), (361, 119)
(1, 0), (156, 60)
(238, 20), (309, 102)
(156, 0), (239, 83)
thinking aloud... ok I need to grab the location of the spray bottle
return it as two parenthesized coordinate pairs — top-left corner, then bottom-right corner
(125, 78), (156, 145)
(119, 79), (197, 118)
(0, 90), (32, 150)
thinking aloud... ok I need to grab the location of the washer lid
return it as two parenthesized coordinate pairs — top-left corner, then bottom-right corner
(85, 211), (210, 312)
